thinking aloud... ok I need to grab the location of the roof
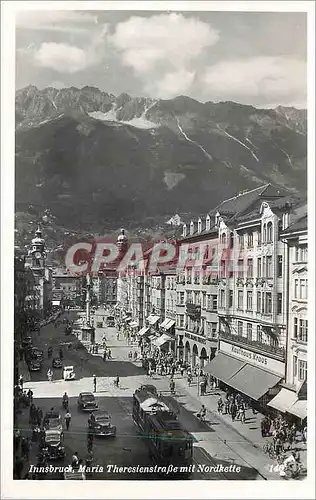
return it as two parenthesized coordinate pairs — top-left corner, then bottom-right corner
(281, 214), (307, 235)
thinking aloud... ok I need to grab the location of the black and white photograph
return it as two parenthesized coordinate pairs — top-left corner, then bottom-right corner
(1, 1), (314, 498)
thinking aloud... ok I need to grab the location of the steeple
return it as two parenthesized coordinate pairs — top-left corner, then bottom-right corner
(27, 223), (46, 267)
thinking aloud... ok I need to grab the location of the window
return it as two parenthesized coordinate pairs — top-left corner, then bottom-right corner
(195, 291), (200, 305)
(298, 319), (308, 342)
(238, 234), (244, 249)
(178, 315), (184, 328)
(263, 223), (267, 243)
(219, 289), (225, 308)
(277, 293), (282, 314)
(247, 323), (253, 341)
(187, 291), (192, 303)
(179, 292), (185, 305)
(299, 279), (307, 299)
(257, 231), (262, 246)
(247, 232), (253, 248)
(238, 321), (243, 336)
(257, 258), (262, 277)
(294, 317), (298, 338)
(211, 295), (217, 311)
(247, 291), (253, 311)
(210, 322), (217, 337)
(257, 292), (261, 313)
(293, 356), (298, 379)
(257, 325), (262, 343)
(298, 360), (307, 382)
(294, 279), (299, 299)
(267, 221), (273, 242)
(237, 259), (244, 278)
(266, 256), (272, 277)
(229, 232), (234, 249)
(301, 246), (308, 262)
(295, 246), (308, 262)
(247, 258), (253, 277)
(207, 295), (211, 310)
(221, 233), (227, 246)
(277, 255), (283, 278)
(229, 290), (233, 308)
(202, 292), (206, 308)
(237, 290), (244, 310)
(220, 260), (226, 277)
(265, 292), (272, 314)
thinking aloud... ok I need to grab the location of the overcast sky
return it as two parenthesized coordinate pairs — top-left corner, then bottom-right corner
(15, 10), (307, 108)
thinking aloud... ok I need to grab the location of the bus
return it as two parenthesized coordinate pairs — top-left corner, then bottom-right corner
(132, 386), (193, 475)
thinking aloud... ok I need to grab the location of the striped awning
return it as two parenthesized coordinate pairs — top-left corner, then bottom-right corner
(160, 318), (175, 330)
(138, 326), (150, 337)
(147, 315), (160, 325)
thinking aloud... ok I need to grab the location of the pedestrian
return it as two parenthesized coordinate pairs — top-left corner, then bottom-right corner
(103, 350), (107, 362)
(64, 410), (72, 430)
(180, 366), (184, 377)
(108, 349), (112, 359)
(198, 405), (207, 422)
(93, 374), (97, 393)
(19, 375), (24, 390)
(231, 403), (237, 422)
(217, 397), (223, 414)
(72, 452), (79, 469)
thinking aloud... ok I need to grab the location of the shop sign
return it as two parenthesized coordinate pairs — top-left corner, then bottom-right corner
(220, 341), (285, 376)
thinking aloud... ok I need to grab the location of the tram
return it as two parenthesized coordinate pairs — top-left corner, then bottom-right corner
(132, 385), (193, 474)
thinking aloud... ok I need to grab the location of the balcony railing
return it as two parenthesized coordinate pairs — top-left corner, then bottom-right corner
(219, 330), (285, 360)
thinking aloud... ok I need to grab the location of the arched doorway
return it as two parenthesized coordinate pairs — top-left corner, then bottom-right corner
(200, 347), (208, 368)
(184, 341), (191, 363)
(192, 344), (198, 367)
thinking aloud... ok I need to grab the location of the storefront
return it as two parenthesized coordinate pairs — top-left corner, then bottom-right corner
(205, 340), (285, 408)
(267, 380), (307, 422)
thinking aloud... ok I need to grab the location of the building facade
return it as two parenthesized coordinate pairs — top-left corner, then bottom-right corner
(267, 213), (307, 420)
(52, 267), (82, 307)
(176, 218), (219, 367)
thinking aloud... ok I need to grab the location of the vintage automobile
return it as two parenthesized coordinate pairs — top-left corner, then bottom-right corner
(29, 358), (42, 371)
(31, 347), (44, 361)
(42, 411), (63, 432)
(52, 357), (63, 369)
(42, 429), (65, 460)
(63, 365), (75, 381)
(88, 410), (116, 437)
(77, 392), (98, 412)
(21, 336), (32, 349)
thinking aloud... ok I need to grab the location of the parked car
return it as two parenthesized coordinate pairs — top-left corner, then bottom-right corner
(77, 392), (98, 412)
(41, 429), (65, 460)
(42, 411), (63, 432)
(31, 347), (44, 361)
(29, 359), (42, 371)
(88, 410), (116, 437)
(63, 366), (75, 380)
(52, 358), (63, 369)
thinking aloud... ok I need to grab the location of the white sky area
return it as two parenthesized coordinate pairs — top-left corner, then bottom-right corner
(15, 10), (307, 108)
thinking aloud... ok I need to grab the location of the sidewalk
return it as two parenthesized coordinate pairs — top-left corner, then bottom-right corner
(174, 375), (307, 474)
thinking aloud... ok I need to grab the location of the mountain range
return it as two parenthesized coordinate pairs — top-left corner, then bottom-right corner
(15, 85), (307, 233)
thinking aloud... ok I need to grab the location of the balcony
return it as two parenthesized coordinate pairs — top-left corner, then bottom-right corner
(236, 278), (244, 286)
(219, 330), (285, 361)
(245, 277), (254, 287)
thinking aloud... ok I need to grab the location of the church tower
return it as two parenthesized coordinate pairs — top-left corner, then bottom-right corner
(27, 225), (46, 270)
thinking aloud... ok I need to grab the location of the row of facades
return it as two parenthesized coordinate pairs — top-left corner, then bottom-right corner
(116, 185), (307, 419)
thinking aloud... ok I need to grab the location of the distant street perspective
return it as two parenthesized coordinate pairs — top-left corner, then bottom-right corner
(10, 6), (309, 488)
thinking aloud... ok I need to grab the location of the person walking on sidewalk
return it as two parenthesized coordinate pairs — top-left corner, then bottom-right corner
(64, 410), (72, 430)
(217, 397), (224, 414)
(231, 401), (237, 422)
(19, 375), (24, 390)
(198, 405), (207, 422)
(93, 375), (97, 393)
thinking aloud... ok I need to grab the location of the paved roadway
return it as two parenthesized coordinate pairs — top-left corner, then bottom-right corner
(20, 310), (274, 480)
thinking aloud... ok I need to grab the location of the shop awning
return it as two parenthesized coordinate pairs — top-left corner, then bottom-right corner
(267, 388), (297, 413)
(147, 315), (160, 325)
(268, 389), (307, 419)
(160, 318), (170, 329)
(152, 333), (173, 348)
(204, 353), (245, 384)
(138, 326), (150, 337)
(290, 399), (307, 420)
(229, 364), (282, 401)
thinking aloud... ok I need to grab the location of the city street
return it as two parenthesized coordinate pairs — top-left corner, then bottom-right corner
(19, 310), (280, 480)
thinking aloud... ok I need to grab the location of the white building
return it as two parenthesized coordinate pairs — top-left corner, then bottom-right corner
(268, 212), (307, 421)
